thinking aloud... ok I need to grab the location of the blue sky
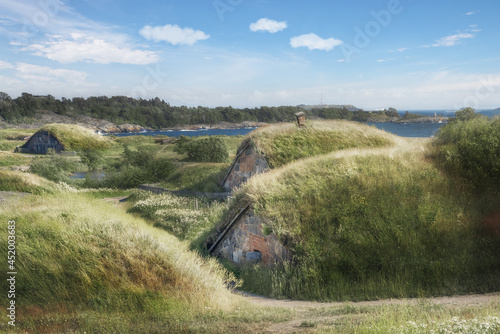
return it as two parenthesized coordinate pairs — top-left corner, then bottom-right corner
(0, 0), (499, 110)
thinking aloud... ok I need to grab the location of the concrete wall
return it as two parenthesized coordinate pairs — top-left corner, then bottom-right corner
(222, 144), (268, 192)
(214, 209), (291, 265)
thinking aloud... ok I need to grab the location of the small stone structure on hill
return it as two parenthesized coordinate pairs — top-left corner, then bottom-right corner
(208, 206), (291, 265)
(17, 123), (109, 155)
(18, 131), (64, 154)
(220, 140), (268, 192)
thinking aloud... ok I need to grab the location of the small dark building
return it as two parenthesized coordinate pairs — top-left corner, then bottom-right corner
(295, 112), (306, 126)
(18, 131), (65, 154)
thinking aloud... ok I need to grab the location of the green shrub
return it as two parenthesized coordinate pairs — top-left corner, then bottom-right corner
(79, 148), (104, 171)
(174, 136), (229, 163)
(433, 115), (500, 191)
(95, 145), (176, 189)
(29, 155), (76, 183)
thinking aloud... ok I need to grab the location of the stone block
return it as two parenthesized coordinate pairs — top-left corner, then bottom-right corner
(245, 251), (262, 263)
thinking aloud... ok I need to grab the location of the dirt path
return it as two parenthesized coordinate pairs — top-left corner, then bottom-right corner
(240, 292), (500, 333)
(243, 292), (500, 309)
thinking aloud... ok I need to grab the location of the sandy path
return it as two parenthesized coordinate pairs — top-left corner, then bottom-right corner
(240, 292), (500, 333)
(243, 291), (500, 309)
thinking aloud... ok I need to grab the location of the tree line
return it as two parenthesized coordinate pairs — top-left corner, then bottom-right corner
(0, 92), (400, 128)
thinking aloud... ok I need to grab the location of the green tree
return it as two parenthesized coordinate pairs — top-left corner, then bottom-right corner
(80, 149), (104, 171)
(454, 107), (479, 122)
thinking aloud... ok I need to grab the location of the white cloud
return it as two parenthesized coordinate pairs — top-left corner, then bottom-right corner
(23, 34), (159, 64)
(0, 1), (160, 65)
(15, 63), (88, 82)
(432, 33), (475, 47)
(0, 60), (14, 70)
(139, 24), (209, 45)
(466, 11), (478, 15)
(469, 24), (481, 32)
(290, 33), (343, 51)
(250, 18), (287, 33)
(377, 58), (395, 63)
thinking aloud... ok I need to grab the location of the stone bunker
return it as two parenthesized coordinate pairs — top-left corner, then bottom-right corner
(207, 206), (291, 265)
(17, 124), (109, 155)
(220, 139), (268, 192)
(18, 131), (65, 154)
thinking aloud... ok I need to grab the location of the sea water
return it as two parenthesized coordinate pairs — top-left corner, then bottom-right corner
(108, 109), (499, 139)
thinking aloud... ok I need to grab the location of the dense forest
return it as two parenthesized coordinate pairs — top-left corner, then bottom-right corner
(0, 92), (401, 129)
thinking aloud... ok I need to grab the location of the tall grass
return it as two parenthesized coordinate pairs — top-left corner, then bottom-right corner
(127, 190), (229, 245)
(236, 138), (500, 301)
(160, 163), (229, 192)
(0, 170), (62, 194)
(0, 191), (246, 332)
(0, 152), (31, 167)
(249, 120), (395, 167)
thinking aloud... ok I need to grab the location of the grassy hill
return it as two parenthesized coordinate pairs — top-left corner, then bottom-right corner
(0, 170), (297, 332)
(247, 120), (394, 168)
(225, 122), (500, 301)
(0, 190), (239, 332)
(28, 123), (111, 151)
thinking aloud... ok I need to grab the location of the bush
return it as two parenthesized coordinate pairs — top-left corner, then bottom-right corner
(433, 115), (500, 191)
(96, 145), (176, 188)
(174, 136), (228, 163)
(79, 148), (104, 171)
(29, 154), (76, 183)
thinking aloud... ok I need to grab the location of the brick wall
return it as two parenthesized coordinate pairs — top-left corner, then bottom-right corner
(214, 209), (291, 265)
(222, 144), (268, 192)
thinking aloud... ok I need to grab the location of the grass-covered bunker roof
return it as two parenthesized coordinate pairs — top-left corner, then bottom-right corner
(242, 120), (396, 168)
(22, 123), (110, 152)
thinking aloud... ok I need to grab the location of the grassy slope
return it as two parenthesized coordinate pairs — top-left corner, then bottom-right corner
(233, 132), (500, 300)
(0, 170), (62, 193)
(0, 188), (242, 332)
(248, 120), (394, 168)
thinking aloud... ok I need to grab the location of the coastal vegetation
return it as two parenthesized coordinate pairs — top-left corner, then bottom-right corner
(0, 92), (409, 129)
(174, 135), (229, 163)
(1, 113), (500, 332)
(215, 119), (500, 301)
